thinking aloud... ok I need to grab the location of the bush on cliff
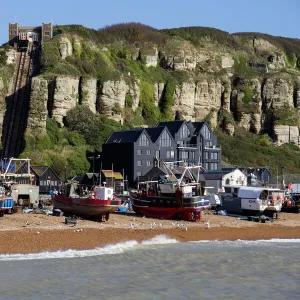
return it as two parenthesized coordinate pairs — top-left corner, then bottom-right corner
(216, 127), (300, 174)
(65, 105), (127, 151)
(20, 119), (90, 178)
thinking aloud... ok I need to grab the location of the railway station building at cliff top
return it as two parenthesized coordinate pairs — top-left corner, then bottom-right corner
(102, 120), (222, 184)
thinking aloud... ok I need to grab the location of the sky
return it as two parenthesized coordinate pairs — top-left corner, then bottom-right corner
(1, 0), (299, 45)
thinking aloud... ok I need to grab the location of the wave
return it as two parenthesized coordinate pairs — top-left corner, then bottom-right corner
(191, 238), (300, 245)
(0, 234), (178, 261)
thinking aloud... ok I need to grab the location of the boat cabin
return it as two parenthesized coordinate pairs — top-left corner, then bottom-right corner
(237, 186), (284, 200)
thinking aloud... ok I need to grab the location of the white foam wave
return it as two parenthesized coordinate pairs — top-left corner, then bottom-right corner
(191, 238), (300, 245)
(141, 234), (178, 246)
(0, 235), (178, 261)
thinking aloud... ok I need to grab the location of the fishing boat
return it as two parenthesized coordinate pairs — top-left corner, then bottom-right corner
(281, 183), (300, 213)
(52, 183), (121, 221)
(129, 162), (211, 221)
(219, 186), (284, 217)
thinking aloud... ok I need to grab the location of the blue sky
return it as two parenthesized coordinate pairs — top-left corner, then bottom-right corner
(1, 0), (299, 45)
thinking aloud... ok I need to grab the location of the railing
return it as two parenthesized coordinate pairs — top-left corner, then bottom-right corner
(204, 145), (221, 150)
(177, 144), (197, 149)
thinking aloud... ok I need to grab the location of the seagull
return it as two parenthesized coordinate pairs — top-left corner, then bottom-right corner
(205, 221), (210, 229)
(26, 221), (29, 225)
(160, 223), (163, 228)
(36, 231), (40, 235)
(185, 227), (188, 231)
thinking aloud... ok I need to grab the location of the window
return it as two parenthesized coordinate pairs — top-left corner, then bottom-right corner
(139, 133), (149, 146)
(146, 161), (151, 166)
(204, 163), (208, 170)
(181, 151), (188, 159)
(44, 31), (50, 36)
(190, 152), (195, 159)
(180, 124), (190, 138)
(137, 172), (142, 177)
(137, 161), (142, 166)
(211, 163), (218, 170)
(10, 30), (13, 34)
(159, 130), (172, 147)
(204, 152), (208, 160)
(137, 149), (142, 155)
(146, 150), (151, 155)
(202, 125), (211, 139)
(214, 152), (218, 160)
(166, 151), (175, 159)
(155, 150), (160, 158)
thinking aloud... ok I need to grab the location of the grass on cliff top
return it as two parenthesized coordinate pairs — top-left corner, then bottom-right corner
(234, 32), (300, 61)
(54, 23), (166, 46)
(53, 23), (300, 62)
(216, 127), (300, 175)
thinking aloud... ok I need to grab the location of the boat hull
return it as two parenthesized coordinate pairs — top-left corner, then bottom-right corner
(52, 195), (120, 219)
(130, 192), (207, 221)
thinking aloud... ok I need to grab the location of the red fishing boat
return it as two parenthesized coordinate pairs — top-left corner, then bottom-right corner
(130, 162), (210, 221)
(52, 183), (121, 221)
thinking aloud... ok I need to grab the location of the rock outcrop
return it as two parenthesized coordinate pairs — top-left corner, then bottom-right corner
(52, 76), (79, 126)
(27, 77), (49, 134)
(98, 80), (128, 124)
(274, 125), (299, 146)
(81, 78), (97, 113)
(59, 37), (73, 59)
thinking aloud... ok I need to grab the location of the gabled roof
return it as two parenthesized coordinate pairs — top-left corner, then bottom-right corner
(156, 121), (186, 137)
(192, 121), (206, 135)
(102, 170), (123, 180)
(105, 128), (143, 144)
(145, 126), (173, 143)
(85, 173), (99, 179)
(31, 166), (48, 176)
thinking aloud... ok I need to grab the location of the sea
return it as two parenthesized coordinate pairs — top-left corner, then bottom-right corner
(0, 236), (299, 300)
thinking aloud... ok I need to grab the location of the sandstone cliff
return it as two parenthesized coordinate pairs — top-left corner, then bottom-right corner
(5, 24), (300, 147)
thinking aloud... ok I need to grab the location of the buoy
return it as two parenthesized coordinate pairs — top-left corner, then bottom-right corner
(277, 196), (282, 200)
(267, 201), (271, 206)
(287, 200), (292, 206)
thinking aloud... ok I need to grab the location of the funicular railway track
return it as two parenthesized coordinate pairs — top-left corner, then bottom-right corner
(1, 42), (39, 159)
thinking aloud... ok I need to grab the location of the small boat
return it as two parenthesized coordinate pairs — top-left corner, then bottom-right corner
(52, 183), (121, 221)
(281, 184), (300, 213)
(130, 162), (211, 221)
(219, 186), (284, 217)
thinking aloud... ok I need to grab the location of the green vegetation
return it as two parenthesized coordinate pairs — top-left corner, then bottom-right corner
(273, 108), (298, 126)
(216, 127), (300, 174)
(242, 86), (253, 104)
(15, 23), (300, 178)
(20, 119), (90, 178)
(159, 81), (176, 120)
(233, 56), (257, 78)
(64, 105), (127, 151)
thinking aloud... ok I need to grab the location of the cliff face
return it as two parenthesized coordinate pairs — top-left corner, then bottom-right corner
(23, 26), (300, 146)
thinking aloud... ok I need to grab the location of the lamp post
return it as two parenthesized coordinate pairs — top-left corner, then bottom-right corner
(88, 156), (95, 187)
(89, 155), (101, 187)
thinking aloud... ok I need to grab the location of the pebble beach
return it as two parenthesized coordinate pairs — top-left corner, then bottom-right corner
(1, 211), (300, 254)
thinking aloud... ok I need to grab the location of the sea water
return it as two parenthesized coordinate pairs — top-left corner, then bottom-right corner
(0, 236), (299, 300)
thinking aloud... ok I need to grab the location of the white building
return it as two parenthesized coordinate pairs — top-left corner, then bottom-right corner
(222, 169), (247, 187)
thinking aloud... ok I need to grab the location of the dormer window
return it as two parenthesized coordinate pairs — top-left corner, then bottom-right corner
(180, 124), (190, 138)
(139, 133), (149, 146)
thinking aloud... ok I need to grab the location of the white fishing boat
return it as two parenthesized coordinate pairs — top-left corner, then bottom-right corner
(219, 186), (284, 217)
